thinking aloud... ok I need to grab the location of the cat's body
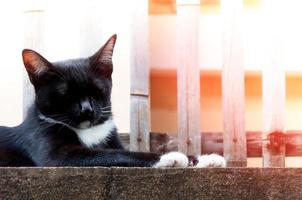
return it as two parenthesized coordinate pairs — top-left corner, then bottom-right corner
(0, 34), (226, 168)
(0, 105), (161, 167)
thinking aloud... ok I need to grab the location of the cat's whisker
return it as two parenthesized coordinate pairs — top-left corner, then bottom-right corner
(38, 114), (76, 130)
(101, 111), (112, 113)
(34, 122), (58, 132)
(101, 106), (111, 110)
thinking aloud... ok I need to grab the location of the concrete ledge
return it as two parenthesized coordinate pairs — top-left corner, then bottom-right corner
(1, 167), (302, 200)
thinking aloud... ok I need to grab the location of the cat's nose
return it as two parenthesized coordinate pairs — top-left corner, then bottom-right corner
(79, 99), (94, 116)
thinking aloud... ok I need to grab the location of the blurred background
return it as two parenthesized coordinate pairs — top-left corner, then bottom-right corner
(1, 0), (302, 166)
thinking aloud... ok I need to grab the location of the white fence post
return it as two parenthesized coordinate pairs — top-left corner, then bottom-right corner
(176, 0), (201, 155)
(130, 0), (150, 152)
(221, 0), (247, 167)
(261, 0), (286, 167)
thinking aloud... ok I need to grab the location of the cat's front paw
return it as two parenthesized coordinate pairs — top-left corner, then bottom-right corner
(154, 152), (189, 168)
(195, 154), (226, 168)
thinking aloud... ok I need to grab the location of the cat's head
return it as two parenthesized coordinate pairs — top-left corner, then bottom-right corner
(22, 34), (117, 129)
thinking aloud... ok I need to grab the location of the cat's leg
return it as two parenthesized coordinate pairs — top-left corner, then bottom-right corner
(0, 127), (36, 167)
(37, 146), (188, 167)
(195, 154), (226, 168)
(0, 149), (35, 167)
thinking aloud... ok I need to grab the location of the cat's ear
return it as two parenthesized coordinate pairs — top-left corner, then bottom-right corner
(22, 49), (52, 83)
(89, 34), (117, 78)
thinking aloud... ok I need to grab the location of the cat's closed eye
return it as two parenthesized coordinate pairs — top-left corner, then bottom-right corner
(92, 88), (105, 100)
(56, 82), (68, 95)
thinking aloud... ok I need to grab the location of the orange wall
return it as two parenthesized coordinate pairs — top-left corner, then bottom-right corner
(150, 70), (302, 134)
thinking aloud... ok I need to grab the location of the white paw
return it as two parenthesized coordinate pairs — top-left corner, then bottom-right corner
(195, 154), (226, 168)
(154, 152), (189, 168)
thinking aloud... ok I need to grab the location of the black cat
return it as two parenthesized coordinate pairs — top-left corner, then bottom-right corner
(0, 34), (225, 168)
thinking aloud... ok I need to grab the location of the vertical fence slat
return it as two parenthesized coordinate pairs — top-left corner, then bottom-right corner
(176, 0), (201, 155)
(261, 0), (286, 167)
(23, 9), (45, 118)
(130, 0), (150, 152)
(221, 0), (246, 167)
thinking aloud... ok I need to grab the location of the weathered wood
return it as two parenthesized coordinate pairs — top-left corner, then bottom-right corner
(23, 10), (45, 118)
(221, 0), (246, 167)
(176, 0), (201, 156)
(130, 0), (150, 152)
(130, 96), (150, 152)
(120, 131), (302, 157)
(261, 0), (286, 167)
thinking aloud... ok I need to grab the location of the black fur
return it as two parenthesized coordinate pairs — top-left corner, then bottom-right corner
(0, 35), (160, 167)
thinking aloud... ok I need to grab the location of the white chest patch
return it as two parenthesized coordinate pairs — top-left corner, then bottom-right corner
(38, 114), (116, 148)
(71, 119), (116, 148)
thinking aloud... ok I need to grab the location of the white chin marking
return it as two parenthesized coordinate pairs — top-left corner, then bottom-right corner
(195, 154), (226, 168)
(79, 121), (91, 129)
(72, 119), (116, 148)
(154, 152), (189, 168)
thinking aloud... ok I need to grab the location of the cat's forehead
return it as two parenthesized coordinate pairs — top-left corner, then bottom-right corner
(53, 58), (90, 69)
(51, 58), (108, 88)
(52, 58), (90, 82)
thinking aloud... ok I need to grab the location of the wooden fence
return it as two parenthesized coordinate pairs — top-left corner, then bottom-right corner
(23, 0), (291, 168)
(129, 0), (288, 168)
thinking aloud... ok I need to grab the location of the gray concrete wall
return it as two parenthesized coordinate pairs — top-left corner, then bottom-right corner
(1, 167), (302, 200)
